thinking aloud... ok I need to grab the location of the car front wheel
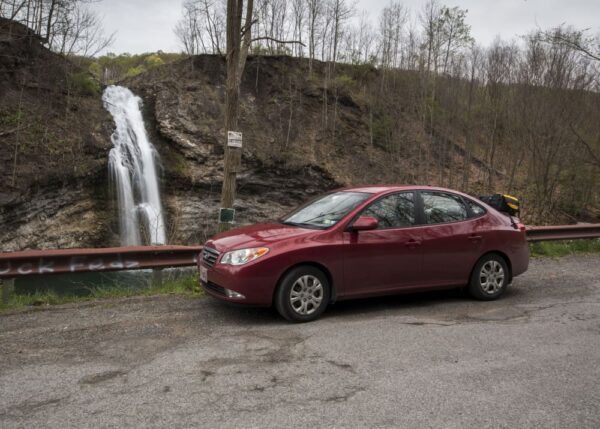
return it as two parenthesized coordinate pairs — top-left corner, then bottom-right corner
(275, 266), (331, 322)
(468, 254), (509, 300)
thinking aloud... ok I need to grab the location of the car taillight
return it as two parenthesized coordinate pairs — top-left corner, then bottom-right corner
(518, 223), (526, 233)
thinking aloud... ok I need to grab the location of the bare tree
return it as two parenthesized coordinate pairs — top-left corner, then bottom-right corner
(174, 0), (225, 55)
(306, 0), (321, 73)
(174, 1), (202, 55)
(1, 0), (113, 56)
(419, 0), (444, 73)
(539, 25), (600, 62)
(379, 1), (407, 68)
(439, 6), (472, 74)
(254, 0), (290, 54)
(291, 0), (305, 56)
(461, 43), (482, 189)
(328, 0), (355, 64)
(51, 4), (115, 57)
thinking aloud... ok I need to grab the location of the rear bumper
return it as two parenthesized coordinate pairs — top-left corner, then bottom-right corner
(510, 237), (530, 278)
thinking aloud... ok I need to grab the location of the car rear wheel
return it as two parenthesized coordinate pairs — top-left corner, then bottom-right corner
(275, 266), (330, 322)
(468, 254), (509, 300)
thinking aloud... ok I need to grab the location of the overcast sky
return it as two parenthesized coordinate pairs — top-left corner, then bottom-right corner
(89, 0), (600, 55)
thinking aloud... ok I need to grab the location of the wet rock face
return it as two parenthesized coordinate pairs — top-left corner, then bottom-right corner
(164, 164), (338, 244)
(0, 186), (113, 251)
(127, 55), (348, 243)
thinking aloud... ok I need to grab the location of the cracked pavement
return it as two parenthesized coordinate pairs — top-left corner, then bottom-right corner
(1, 255), (600, 428)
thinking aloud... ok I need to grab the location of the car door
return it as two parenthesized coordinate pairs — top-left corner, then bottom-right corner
(342, 192), (424, 297)
(417, 191), (483, 287)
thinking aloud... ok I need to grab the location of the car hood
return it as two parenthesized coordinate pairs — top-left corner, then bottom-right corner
(205, 223), (317, 253)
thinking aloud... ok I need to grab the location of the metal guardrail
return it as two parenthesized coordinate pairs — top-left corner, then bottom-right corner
(0, 245), (203, 304)
(0, 245), (203, 280)
(526, 224), (600, 242)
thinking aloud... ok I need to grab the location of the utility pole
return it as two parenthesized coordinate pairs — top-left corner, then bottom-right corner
(219, 0), (244, 233)
(217, 0), (300, 232)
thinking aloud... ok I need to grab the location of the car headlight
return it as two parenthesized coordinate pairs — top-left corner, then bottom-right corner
(220, 247), (270, 266)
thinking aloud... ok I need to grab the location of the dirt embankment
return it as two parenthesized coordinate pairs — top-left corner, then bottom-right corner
(0, 18), (113, 250)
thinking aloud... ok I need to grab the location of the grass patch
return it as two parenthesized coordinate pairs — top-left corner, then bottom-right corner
(0, 274), (203, 312)
(530, 239), (600, 258)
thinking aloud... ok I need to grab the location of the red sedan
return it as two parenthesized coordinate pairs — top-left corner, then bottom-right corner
(199, 186), (529, 322)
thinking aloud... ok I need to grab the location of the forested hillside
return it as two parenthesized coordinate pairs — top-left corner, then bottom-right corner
(126, 51), (599, 231)
(170, 0), (600, 223)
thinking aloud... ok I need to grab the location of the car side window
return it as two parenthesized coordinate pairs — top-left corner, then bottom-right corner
(464, 198), (486, 217)
(421, 192), (468, 224)
(361, 192), (416, 229)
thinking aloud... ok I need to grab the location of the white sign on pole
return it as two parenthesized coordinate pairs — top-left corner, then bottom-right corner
(227, 131), (243, 148)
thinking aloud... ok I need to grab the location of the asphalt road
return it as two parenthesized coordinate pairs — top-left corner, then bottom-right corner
(1, 255), (600, 428)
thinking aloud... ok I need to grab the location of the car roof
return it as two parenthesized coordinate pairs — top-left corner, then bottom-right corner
(338, 185), (473, 196)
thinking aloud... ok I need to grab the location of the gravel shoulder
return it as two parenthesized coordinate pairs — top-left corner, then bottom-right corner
(1, 256), (600, 428)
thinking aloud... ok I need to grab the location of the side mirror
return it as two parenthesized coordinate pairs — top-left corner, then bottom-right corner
(351, 216), (379, 231)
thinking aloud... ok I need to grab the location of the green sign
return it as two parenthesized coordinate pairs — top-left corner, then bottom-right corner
(219, 208), (235, 224)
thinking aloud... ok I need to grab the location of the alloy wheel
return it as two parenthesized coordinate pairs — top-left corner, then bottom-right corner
(290, 275), (323, 315)
(479, 260), (505, 294)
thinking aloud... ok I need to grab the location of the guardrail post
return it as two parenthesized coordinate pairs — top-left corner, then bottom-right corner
(2, 278), (14, 305)
(151, 269), (163, 287)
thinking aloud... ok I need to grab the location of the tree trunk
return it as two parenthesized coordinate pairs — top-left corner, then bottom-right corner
(44, 0), (56, 43)
(237, 0), (253, 87)
(219, 0), (244, 232)
(462, 68), (476, 189)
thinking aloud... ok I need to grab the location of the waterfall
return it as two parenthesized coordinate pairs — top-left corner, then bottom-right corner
(103, 86), (166, 246)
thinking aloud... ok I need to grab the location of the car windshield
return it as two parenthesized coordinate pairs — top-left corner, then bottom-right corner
(281, 191), (371, 229)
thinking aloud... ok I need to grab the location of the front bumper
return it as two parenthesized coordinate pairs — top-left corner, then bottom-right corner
(199, 258), (281, 306)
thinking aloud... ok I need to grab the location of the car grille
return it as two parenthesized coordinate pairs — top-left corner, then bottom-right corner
(205, 281), (226, 296)
(202, 247), (220, 268)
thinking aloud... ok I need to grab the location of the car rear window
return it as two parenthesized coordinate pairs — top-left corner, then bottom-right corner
(464, 198), (486, 217)
(422, 191), (468, 224)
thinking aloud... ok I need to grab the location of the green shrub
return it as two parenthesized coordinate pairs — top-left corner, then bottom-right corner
(0, 109), (24, 126)
(125, 65), (146, 78)
(144, 54), (165, 68)
(371, 112), (393, 150)
(70, 72), (101, 96)
(334, 73), (356, 90)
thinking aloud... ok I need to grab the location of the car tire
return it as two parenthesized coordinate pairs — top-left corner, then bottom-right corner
(468, 254), (509, 301)
(275, 266), (331, 323)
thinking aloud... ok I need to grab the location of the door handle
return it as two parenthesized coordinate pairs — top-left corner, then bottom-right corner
(405, 239), (422, 247)
(468, 235), (483, 242)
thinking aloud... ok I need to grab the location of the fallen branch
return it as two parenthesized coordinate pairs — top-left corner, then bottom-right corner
(241, 19), (258, 37)
(0, 126), (27, 137)
(251, 36), (306, 47)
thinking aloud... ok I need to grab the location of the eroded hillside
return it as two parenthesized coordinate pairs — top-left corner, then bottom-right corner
(0, 18), (113, 250)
